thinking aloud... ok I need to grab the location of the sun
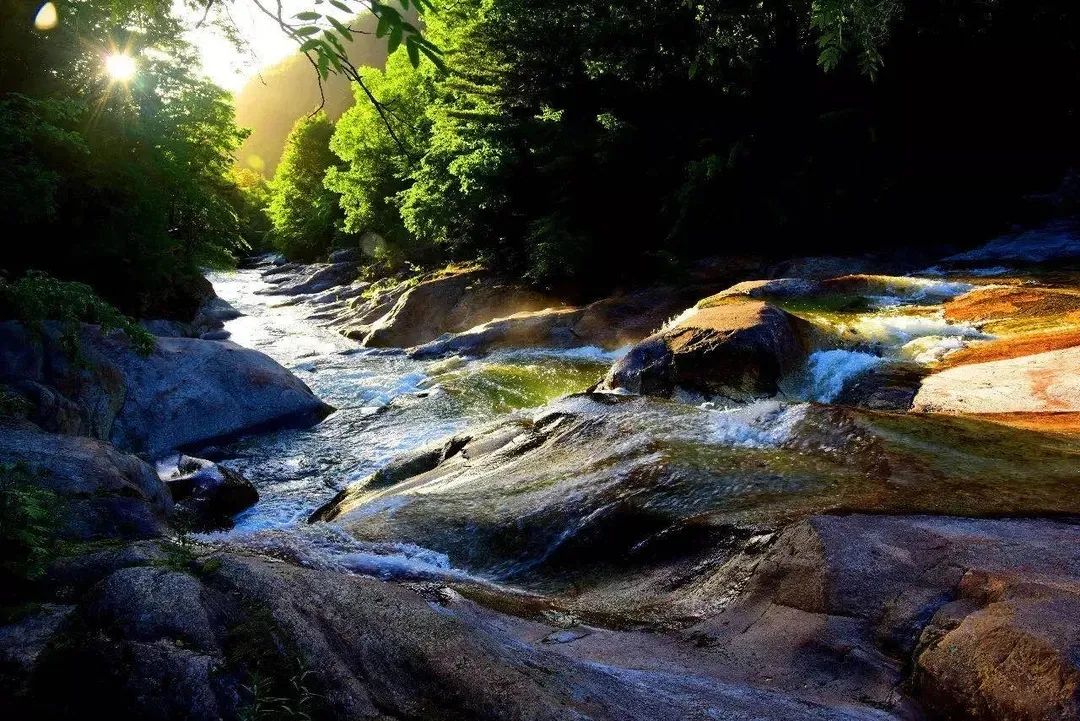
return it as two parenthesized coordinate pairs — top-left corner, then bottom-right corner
(104, 53), (137, 82)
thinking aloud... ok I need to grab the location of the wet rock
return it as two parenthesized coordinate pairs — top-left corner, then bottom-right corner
(912, 345), (1080, 414)
(361, 269), (560, 349)
(157, 455), (258, 528)
(315, 392), (1080, 615)
(257, 261), (357, 296)
(198, 329), (231, 341)
(603, 298), (812, 400)
(833, 362), (926, 411)
(0, 427), (171, 540)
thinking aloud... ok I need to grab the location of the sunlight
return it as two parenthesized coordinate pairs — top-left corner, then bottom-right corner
(33, 2), (58, 31)
(104, 52), (137, 83)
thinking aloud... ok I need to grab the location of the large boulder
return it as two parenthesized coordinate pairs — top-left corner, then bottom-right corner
(409, 286), (703, 358)
(602, 298), (812, 399)
(0, 322), (332, 457)
(361, 269), (560, 349)
(912, 345), (1080, 415)
(0, 427), (171, 540)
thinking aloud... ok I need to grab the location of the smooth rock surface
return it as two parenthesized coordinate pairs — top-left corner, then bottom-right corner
(913, 345), (1080, 414)
(361, 269), (560, 349)
(603, 298), (811, 399)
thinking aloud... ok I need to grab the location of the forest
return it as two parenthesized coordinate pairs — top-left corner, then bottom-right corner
(3, 0), (1078, 315)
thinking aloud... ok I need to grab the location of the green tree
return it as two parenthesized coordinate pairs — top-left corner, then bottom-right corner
(267, 112), (346, 261)
(0, 0), (251, 318)
(326, 51), (436, 270)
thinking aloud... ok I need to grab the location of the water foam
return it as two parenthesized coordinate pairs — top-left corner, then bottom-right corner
(801, 350), (884, 402)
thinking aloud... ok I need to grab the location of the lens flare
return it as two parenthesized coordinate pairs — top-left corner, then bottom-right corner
(33, 2), (58, 31)
(104, 53), (137, 82)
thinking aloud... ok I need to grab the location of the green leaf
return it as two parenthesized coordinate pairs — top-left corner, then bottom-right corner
(324, 29), (346, 54)
(296, 26), (322, 37)
(294, 11), (321, 20)
(329, 16), (354, 42)
(406, 36), (420, 67)
(419, 43), (446, 72)
(398, 0), (410, 9)
(375, 13), (392, 37)
(388, 24), (403, 53)
(317, 51), (330, 79)
(329, 0), (351, 12)
(299, 38), (323, 53)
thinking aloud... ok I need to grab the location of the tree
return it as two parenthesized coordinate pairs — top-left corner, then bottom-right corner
(326, 51), (435, 270)
(267, 112), (346, 261)
(0, 0), (252, 318)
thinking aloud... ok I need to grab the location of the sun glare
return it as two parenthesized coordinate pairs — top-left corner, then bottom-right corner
(33, 2), (58, 31)
(104, 53), (137, 82)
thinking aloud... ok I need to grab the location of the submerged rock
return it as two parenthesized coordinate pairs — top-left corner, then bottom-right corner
(257, 261), (358, 296)
(603, 298), (811, 399)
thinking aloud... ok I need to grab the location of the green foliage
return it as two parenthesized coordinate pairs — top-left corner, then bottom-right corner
(327, 52), (436, 269)
(320, 0), (1080, 291)
(0, 0), (252, 317)
(811, 0), (901, 79)
(0, 463), (62, 594)
(0, 271), (154, 358)
(268, 113), (349, 261)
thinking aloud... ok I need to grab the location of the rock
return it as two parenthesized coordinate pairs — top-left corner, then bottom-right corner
(361, 269), (561, 349)
(944, 220), (1080, 266)
(0, 321), (333, 457)
(603, 298), (812, 399)
(140, 320), (190, 338)
(0, 427), (171, 540)
(156, 455), (258, 528)
(190, 295), (243, 335)
(315, 391), (1080, 613)
(912, 345), (1080, 414)
(0, 322), (127, 439)
(687, 514), (1080, 721)
(0, 603), (74, 713)
(198, 329), (231, 341)
(257, 262), (357, 296)
(103, 334), (333, 456)
(833, 362), (926, 411)
(409, 307), (585, 358)
(328, 247), (361, 263)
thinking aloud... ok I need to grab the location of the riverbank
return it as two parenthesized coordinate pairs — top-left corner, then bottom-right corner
(2, 223), (1079, 720)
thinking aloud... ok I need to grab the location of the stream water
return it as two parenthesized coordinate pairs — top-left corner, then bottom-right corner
(200, 268), (990, 584)
(199, 270), (623, 580)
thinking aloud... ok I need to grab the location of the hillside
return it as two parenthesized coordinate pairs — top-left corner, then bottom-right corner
(232, 13), (386, 175)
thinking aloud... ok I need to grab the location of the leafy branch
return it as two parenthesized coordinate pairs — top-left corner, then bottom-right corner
(243, 0), (445, 152)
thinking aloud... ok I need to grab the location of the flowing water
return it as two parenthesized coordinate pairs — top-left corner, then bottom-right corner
(199, 270), (623, 579)
(200, 268), (990, 584)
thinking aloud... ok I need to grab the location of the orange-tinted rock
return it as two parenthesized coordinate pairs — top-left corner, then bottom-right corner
(603, 298), (812, 399)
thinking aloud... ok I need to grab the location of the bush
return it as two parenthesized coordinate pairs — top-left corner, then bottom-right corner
(0, 463), (61, 597)
(0, 271), (155, 359)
